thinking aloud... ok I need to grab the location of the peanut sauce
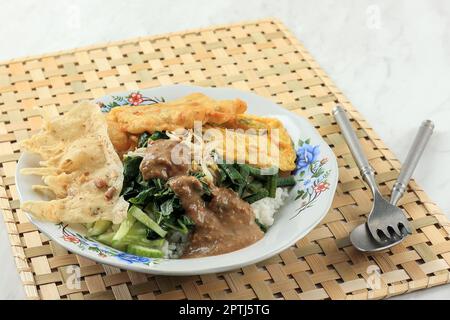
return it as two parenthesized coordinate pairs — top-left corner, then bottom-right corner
(168, 176), (263, 258)
(140, 139), (263, 258)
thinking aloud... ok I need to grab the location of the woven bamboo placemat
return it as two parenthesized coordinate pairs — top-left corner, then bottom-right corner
(1, 18), (449, 300)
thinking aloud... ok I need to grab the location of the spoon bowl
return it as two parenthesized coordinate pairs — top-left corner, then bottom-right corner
(348, 119), (434, 252)
(350, 223), (404, 252)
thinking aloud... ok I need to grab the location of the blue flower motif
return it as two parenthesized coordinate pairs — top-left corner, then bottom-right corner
(303, 178), (313, 188)
(316, 175), (325, 183)
(294, 144), (320, 174)
(116, 252), (151, 264)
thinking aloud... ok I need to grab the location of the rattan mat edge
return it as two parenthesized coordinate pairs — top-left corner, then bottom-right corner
(1, 18), (449, 300)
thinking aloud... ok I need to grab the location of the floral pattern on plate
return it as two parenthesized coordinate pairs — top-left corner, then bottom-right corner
(97, 91), (165, 112)
(60, 224), (158, 265)
(292, 139), (331, 219)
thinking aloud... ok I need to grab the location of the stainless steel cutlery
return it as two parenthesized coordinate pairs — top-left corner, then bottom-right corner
(333, 105), (433, 251)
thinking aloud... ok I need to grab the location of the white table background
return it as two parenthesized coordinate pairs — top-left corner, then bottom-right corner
(0, 0), (449, 300)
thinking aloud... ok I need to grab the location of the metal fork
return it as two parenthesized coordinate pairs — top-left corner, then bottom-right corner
(350, 119), (434, 251)
(333, 105), (412, 242)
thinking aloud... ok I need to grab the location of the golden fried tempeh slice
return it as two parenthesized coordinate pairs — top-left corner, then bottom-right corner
(107, 93), (246, 133)
(106, 93), (247, 154)
(106, 117), (137, 157)
(214, 114), (297, 172)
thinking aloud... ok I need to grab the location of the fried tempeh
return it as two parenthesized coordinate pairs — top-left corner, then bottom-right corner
(106, 93), (247, 155)
(214, 114), (297, 171)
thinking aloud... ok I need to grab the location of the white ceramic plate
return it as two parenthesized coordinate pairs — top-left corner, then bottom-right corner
(16, 85), (338, 275)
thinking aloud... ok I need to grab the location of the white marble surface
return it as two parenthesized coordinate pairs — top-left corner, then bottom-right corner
(0, 0), (449, 299)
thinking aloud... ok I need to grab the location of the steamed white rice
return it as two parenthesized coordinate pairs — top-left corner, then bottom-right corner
(163, 231), (188, 259)
(251, 187), (289, 227)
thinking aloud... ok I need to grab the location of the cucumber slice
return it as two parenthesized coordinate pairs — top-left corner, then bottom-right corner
(87, 220), (112, 236)
(129, 205), (167, 238)
(123, 235), (165, 248)
(127, 221), (148, 237)
(95, 231), (115, 246)
(127, 244), (164, 258)
(111, 241), (127, 251)
(112, 212), (136, 242)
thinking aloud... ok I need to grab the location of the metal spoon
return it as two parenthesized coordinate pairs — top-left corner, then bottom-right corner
(349, 119), (434, 252)
(334, 106), (412, 241)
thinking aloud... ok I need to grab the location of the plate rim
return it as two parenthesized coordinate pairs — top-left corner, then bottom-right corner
(15, 84), (338, 275)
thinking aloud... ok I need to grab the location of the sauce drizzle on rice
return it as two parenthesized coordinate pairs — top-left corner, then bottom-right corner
(168, 176), (263, 258)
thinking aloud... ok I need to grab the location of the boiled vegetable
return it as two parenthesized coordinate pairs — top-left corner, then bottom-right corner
(276, 176), (296, 187)
(112, 212), (136, 243)
(87, 220), (112, 236)
(127, 244), (164, 258)
(266, 174), (277, 198)
(129, 205), (167, 238)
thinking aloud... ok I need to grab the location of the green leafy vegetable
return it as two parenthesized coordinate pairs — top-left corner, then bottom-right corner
(137, 132), (151, 148)
(123, 156), (142, 180)
(121, 156), (144, 198)
(150, 131), (169, 141)
(128, 188), (153, 205)
(216, 163), (287, 203)
(178, 215), (195, 228)
(255, 219), (268, 232)
(160, 198), (175, 216)
(179, 216), (195, 233)
(137, 131), (169, 148)
(190, 171), (212, 196)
